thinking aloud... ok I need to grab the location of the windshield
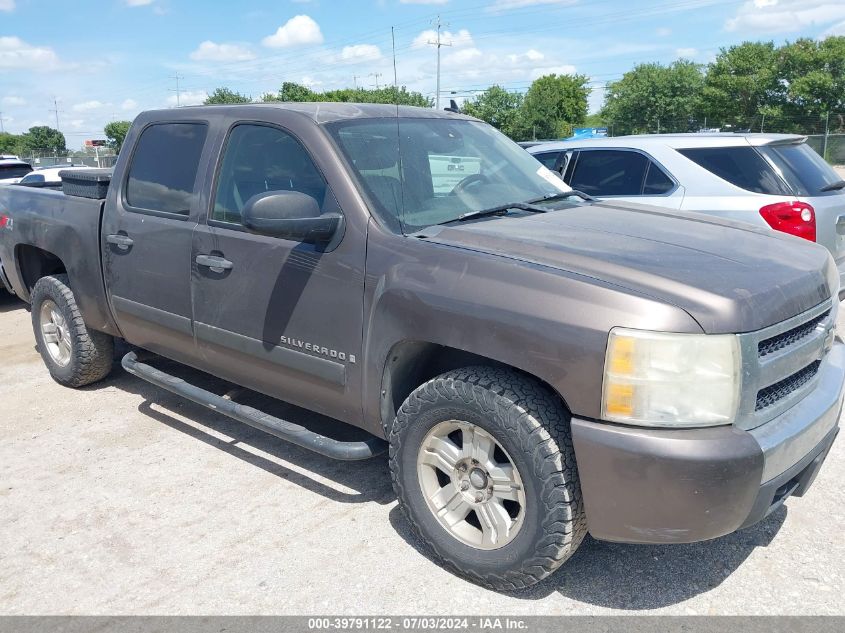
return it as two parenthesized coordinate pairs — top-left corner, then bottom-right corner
(328, 117), (570, 232)
(758, 142), (843, 197)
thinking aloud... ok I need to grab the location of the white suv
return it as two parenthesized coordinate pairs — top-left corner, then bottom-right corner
(0, 158), (33, 184)
(528, 134), (845, 295)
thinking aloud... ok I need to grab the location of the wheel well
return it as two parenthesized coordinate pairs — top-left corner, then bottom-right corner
(379, 341), (567, 434)
(15, 245), (67, 295)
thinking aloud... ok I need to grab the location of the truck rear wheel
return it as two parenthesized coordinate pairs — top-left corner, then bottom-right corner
(31, 274), (114, 388)
(389, 366), (586, 591)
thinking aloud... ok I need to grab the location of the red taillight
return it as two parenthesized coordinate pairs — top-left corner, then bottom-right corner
(0, 215), (8, 229)
(759, 201), (816, 242)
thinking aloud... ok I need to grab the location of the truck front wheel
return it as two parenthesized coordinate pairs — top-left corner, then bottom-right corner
(389, 366), (587, 591)
(31, 274), (114, 388)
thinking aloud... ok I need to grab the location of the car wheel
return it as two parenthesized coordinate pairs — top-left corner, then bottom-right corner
(389, 366), (586, 591)
(31, 274), (114, 387)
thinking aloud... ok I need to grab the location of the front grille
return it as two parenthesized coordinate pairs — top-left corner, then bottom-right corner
(755, 360), (821, 411)
(758, 310), (830, 358)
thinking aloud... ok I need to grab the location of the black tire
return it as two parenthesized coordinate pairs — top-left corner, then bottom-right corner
(30, 274), (114, 387)
(389, 366), (587, 591)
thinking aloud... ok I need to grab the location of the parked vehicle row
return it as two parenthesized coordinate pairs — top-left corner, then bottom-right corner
(0, 104), (842, 591)
(528, 134), (845, 294)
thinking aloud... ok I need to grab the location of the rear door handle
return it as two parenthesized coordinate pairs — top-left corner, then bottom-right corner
(106, 234), (134, 250)
(196, 254), (234, 273)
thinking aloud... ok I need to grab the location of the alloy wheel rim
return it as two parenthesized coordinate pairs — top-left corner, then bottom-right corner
(417, 420), (526, 550)
(39, 300), (72, 367)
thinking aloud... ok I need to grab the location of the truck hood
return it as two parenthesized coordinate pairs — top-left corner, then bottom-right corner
(423, 201), (834, 334)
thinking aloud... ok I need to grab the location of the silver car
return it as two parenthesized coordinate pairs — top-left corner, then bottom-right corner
(528, 134), (845, 296)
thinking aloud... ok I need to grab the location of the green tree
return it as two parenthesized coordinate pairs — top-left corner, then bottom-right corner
(20, 126), (66, 154)
(262, 82), (431, 107)
(204, 87), (252, 105)
(0, 132), (23, 155)
(702, 41), (784, 129)
(462, 85), (528, 139)
(601, 60), (705, 135)
(521, 74), (590, 140)
(779, 36), (845, 129)
(104, 121), (132, 153)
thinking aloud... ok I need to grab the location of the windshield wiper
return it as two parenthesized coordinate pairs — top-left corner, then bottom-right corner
(445, 201), (548, 224)
(820, 180), (845, 192)
(531, 190), (596, 203)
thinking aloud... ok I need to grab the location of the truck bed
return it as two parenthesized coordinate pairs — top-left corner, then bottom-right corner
(0, 185), (120, 336)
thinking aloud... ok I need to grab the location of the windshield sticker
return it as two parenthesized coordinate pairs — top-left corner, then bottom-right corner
(536, 165), (570, 192)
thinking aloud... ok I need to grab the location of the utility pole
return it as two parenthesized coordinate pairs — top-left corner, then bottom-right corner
(353, 74), (360, 89)
(427, 14), (452, 110)
(369, 72), (383, 89)
(822, 111), (831, 161)
(49, 97), (62, 131)
(0, 111), (5, 134)
(169, 74), (183, 107)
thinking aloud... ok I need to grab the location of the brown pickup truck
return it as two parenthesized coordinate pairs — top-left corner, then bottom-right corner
(0, 103), (841, 590)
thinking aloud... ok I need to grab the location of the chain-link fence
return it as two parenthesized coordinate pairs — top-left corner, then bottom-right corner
(19, 154), (118, 169)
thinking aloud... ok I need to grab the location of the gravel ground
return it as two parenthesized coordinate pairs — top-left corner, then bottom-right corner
(1, 290), (844, 615)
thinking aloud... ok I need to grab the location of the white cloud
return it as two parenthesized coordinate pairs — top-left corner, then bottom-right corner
(400, 0), (449, 4)
(656, 27), (672, 37)
(488, 0), (577, 12)
(2, 95), (26, 106)
(412, 28), (474, 49)
(821, 20), (845, 37)
(0, 36), (61, 71)
(166, 90), (207, 107)
(121, 99), (138, 111)
(676, 47), (698, 57)
(444, 47), (483, 66)
(262, 15), (324, 48)
(69, 119), (85, 130)
(125, 0), (154, 6)
(529, 64), (577, 80)
(190, 41), (255, 62)
(73, 100), (110, 112)
(0, 0), (16, 13)
(507, 49), (544, 63)
(726, 0), (845, 34)
(339, 44), (382, 62)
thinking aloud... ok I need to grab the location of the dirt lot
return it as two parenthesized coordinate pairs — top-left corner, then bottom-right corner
(1, 290), (844, 615)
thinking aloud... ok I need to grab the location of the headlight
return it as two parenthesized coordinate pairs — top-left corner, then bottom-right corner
(602, 328), (741, 428)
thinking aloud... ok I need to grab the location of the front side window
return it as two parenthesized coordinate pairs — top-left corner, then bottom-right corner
(643, 161), (675, 194)
(328, 118), (570, 233)
(569, 150), (649, 196)
(125, 123), (208, 215)
(213, 124), (328, 225)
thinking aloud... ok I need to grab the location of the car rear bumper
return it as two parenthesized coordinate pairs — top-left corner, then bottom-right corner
(571, 343), (844, 544)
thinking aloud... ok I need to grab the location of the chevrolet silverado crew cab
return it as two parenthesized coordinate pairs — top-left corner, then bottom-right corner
(0, 104), (842, 591)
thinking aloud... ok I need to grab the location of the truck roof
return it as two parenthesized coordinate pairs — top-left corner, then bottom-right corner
(148, 102), (476, 125)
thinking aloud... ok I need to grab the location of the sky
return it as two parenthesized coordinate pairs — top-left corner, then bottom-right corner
(2, 0), (845, 150)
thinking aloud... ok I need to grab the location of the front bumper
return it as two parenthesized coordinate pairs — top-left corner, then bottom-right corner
(571, 342), (844, 544)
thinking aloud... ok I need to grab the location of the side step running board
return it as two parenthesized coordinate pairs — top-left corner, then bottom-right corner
(121, 351), (387, 461)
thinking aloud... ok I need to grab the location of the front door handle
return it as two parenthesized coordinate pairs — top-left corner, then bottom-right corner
(106, 234), (134, 250)
(196, 254), (234, 273)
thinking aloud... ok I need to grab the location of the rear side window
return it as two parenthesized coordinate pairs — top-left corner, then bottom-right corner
(533, 151), (561, 170)
(678, 146), (791, 196)
(21, 173), (44, 183)
(570, 150), (649, 196)
(126, 123), (208, 215)
(759, 143), (842, 197)
(0, 164), (32, 179)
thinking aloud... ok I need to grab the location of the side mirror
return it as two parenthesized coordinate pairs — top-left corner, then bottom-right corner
(241, 190), (342, 244)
